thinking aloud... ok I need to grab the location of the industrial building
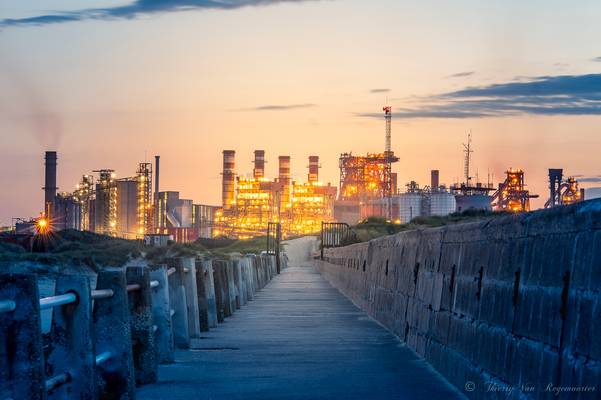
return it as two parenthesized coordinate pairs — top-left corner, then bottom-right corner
(216, 150), (337, 238)
(545, 169), (584, 208)
(450, 133), (495, 213)
(334, 105), (400, 224)
(192, 204), (219, 239)
(491, 169), (539, 212)
(375, 172), (456, 224)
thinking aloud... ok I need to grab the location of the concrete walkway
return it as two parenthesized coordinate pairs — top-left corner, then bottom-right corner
(138, 255), (464, 399)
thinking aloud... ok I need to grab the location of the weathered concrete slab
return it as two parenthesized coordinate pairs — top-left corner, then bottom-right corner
(137, 264), (463, 400)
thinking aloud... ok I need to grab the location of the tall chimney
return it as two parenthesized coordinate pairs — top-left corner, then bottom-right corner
(308, 156), (319, 183)
(253, 150), (265, 179)
(44, 151), (57, 216)
(278, 156), (291, 205)
(222, 150), (236, 209)
(391, 172), (398, 195)
(431, 170), (440, 191)
(154, 155), (160, 199)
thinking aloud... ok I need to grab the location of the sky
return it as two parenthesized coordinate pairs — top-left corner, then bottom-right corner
(1, 0), (601, 225)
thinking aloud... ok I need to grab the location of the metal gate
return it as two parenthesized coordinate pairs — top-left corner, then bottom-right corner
(266, 222), (282, 273)
(320, 222), (355, 259)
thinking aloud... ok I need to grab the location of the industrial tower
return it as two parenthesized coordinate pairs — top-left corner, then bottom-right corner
(463, 131), (473, 186)
(383, 104), (393, 220)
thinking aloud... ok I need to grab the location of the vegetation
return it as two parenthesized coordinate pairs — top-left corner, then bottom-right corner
(348, 209), (509, 243)
(0, 229), (272, 270)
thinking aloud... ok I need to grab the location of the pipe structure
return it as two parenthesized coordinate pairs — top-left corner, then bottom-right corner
(95, 351), (112, 366)
(222, 150), (236, 210)
(39, 293), (77, 310)
(91, 289), (114, 299)
(278, 156), (291, 206)
(0, 299), (16, 313)
(431, 170), (440, 191)
(308, 156), (319, 183)
(253, 150), (265, 179)
(44, 151), (58, 215)
(154, 155), (160, 200)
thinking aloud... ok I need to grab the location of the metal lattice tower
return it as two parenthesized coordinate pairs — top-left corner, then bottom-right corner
(463, 131), (473, 185)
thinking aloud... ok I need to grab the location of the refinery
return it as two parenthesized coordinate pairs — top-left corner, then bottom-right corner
(8, 104), (587, 242)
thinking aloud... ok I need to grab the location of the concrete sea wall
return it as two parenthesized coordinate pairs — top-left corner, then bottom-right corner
(315, 200), (601, 399)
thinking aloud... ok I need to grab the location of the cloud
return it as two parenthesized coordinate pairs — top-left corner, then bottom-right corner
(240, 103), (317, 111)
(0, 0), (315, 27)
(359, 73), (601, 119)
(370, 88), (390, 93)
(446, 71), (475, 79)
(591, 56), (601, 62)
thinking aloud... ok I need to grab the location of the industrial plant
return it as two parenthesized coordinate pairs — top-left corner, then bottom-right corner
(14, 152), (219, 243)
(215, 150), (337, 238)
(6, 105), (589, 241)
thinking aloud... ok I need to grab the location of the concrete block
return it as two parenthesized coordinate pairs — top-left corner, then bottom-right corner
(149, 265), (174, 363)
(94, 268), (136, 400)
(181, 257), (201, 338)
(226, 260), (238, 312)
(194, 259), (217, 331)
(234, 259), (245, 307)
(166, 259), (190, 348)
(212, 260), (227, 322)
(126, 266), (158, 385)
(0, 273), (45, 400)
(46, 274), (95, 399)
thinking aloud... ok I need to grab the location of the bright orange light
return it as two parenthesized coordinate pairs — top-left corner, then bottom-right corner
(36, 218), (49, 234)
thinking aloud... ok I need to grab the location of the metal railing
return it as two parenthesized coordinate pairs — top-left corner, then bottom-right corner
(0, 253), (285, 399)
(320, 222), (356, 259)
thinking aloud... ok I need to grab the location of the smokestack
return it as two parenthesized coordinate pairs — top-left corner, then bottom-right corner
(308, 156), (319, 183)
(253, 150), (265, 179)
(279, 156), (291, 205)
(154, 155), (160, 199)
(222, 150), (236, 209)
(549, 168), (563, 206)
(431, 170), (440, 191)
(391, 172), (398, 195)
(44, 151), (57, 216)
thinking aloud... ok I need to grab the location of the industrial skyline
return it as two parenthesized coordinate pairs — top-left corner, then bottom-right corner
(2, 0), (601, 225)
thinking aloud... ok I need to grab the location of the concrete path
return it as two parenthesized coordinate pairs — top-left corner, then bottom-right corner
(138, 238), (464, 400)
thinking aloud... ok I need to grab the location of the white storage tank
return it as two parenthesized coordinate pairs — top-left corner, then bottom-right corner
(398, 193), (423, 223)
(430, 192), (456, 217)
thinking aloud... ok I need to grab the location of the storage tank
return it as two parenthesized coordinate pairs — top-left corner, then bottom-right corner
(430, 192), (456, 216)
(398, 193), (423, 223)
(454, 194), (492, 212)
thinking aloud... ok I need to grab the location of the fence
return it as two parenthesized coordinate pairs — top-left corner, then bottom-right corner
(320, 222), (355, 259)
(0, 253), (285, 400)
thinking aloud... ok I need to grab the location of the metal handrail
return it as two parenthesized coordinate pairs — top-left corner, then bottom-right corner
(0, 299), (16, 314)
(39, 293), (77, 310)
(45, 372), (70, 392)
(91, 289), (114, 300)
(95, 351), (112, 366)
(126, 284), (141, 292)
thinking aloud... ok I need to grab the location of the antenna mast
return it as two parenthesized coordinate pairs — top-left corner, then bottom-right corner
(463, 131), (473, 185)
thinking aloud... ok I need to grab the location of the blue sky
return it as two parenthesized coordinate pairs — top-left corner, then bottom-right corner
(1, 0), (601, 224)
